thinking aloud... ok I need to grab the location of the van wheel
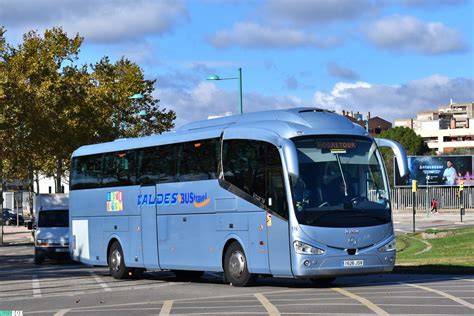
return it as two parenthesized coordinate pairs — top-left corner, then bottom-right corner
(108, 241), (130, 279)
(224, 242), (256, 287)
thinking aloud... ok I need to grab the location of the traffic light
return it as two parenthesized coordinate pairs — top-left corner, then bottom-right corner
(460, 181), (464, 191)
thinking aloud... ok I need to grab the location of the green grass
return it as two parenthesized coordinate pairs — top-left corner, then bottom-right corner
(396, 227), (474, 269)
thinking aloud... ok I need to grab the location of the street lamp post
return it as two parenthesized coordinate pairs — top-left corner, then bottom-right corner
(207, 68), (243, 114)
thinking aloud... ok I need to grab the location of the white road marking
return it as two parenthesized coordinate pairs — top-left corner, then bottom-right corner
(32, 275), (42, 298)
(54, 309), (71, 316)
(159, 300), (173, 316)
(405, 283), (474, 310)
(333, 287), (389, 316)
(255, 293), (280, 316)
(89, 271), (111, 292)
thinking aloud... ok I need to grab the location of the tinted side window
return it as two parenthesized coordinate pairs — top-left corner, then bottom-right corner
(264, 143), (288, 219)
(178, 139), (218, 182)
(223, 140), (288, 219)
(138, 144), (178, 185)
(70, 154), (103, 190)
(102, 151), (137, 187)
(223, 140), (266, 202)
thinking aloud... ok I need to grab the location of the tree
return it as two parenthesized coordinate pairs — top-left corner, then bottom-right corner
(1, 27), (175, 193)
(378, 127), (429, 187)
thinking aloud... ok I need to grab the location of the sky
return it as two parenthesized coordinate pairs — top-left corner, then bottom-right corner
(1, 0), (473, 127)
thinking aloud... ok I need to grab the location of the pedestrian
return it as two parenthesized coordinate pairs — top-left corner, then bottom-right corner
(430, 198), (438, 214)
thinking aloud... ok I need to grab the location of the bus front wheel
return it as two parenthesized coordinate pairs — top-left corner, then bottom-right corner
(224, 242), (256, 287)
(108, 241), (130, 279)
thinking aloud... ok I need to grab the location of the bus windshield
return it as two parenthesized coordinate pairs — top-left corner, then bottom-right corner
(291, 136), (390, 228)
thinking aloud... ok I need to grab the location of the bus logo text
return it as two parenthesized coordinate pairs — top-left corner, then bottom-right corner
(137, 192), (210, 208)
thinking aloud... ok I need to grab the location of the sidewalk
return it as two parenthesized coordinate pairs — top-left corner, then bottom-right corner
(393, 211), (473, 233)
(0, 225), (34, 245)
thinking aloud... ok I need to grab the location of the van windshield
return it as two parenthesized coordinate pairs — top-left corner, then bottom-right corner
(38, 210), (69, 227)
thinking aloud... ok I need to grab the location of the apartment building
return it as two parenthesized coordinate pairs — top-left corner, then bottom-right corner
(342, 110), (392, 135)
(395, 101), (474, 153)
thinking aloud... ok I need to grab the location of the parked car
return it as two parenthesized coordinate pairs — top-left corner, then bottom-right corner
(2, 208), (24, 226)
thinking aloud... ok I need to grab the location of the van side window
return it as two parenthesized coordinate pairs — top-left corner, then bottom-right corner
(70, 154), (103, 189)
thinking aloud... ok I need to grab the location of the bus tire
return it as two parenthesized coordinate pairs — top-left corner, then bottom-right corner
(108, 241), (130, 279)
(224, 242), (256, 287)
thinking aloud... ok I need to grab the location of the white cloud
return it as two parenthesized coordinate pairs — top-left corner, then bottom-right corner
(0, 0), (188, 43)
(208, 22), (340, 49)
(365, 15), (468, 54)
(266, 0), (378, 24)
(313, 75), (474, 121)
(157, 81), (308, 127)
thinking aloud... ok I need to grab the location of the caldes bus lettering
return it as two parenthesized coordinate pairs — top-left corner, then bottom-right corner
(137, 192), (209, 208)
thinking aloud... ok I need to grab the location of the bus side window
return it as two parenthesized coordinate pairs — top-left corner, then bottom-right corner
(102, 151), (136, 187)
(223, 140), (264, 198)
(138, 144), (178, 185)
(223, 140), (287, 219)
(178, 138), (218, 182)
(71, 154), (103, 190)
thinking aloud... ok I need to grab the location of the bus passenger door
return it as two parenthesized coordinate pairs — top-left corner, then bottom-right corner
(266, 168), (292, 277)
(140, 186), (160, 269)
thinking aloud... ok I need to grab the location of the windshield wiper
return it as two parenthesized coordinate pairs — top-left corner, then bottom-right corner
(334, 153), (348, 196)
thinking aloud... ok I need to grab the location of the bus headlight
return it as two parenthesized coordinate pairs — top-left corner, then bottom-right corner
(293, 241), (325, 255)
(378, 239), (396, 252)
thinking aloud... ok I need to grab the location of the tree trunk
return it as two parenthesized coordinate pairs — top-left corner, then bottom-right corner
(28, 166), (34, 217)
(56, 158), (63, 193)
(34, 170), (40, 194)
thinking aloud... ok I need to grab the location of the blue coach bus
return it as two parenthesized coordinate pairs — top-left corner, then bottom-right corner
(69, 107), (408, 286)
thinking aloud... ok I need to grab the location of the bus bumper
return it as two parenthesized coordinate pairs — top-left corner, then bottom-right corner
(292, 252), (395, 278)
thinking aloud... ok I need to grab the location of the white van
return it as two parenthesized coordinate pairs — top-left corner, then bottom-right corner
(29, 194), (69, 264)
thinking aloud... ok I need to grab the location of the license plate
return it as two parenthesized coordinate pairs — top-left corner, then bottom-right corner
(55, 248), (68, 252)
(343, 259), (364, 267)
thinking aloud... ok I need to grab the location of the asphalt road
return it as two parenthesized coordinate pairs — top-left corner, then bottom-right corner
(0, 244), (473, 315)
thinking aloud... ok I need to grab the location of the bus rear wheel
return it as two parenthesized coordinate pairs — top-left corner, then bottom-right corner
(108, 241), (130, 279)
(224, 242), (256, 287)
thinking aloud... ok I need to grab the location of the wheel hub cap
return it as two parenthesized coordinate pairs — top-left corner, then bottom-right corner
(229, 251), (245, 278)
(111, 249), (121, 272)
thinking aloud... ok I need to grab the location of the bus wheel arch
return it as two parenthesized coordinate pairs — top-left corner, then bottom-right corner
(223, 240), (256, 287)
(107, 239), (131, 279)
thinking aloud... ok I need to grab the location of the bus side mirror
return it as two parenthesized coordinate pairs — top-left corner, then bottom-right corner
(279, 138), (299, 181)
(375, 138), (409, 177)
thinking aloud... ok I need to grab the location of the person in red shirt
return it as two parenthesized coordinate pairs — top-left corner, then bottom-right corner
(430, 198), (438, 214)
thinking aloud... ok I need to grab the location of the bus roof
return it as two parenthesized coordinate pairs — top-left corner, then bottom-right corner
(72, 107), (368, 157)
